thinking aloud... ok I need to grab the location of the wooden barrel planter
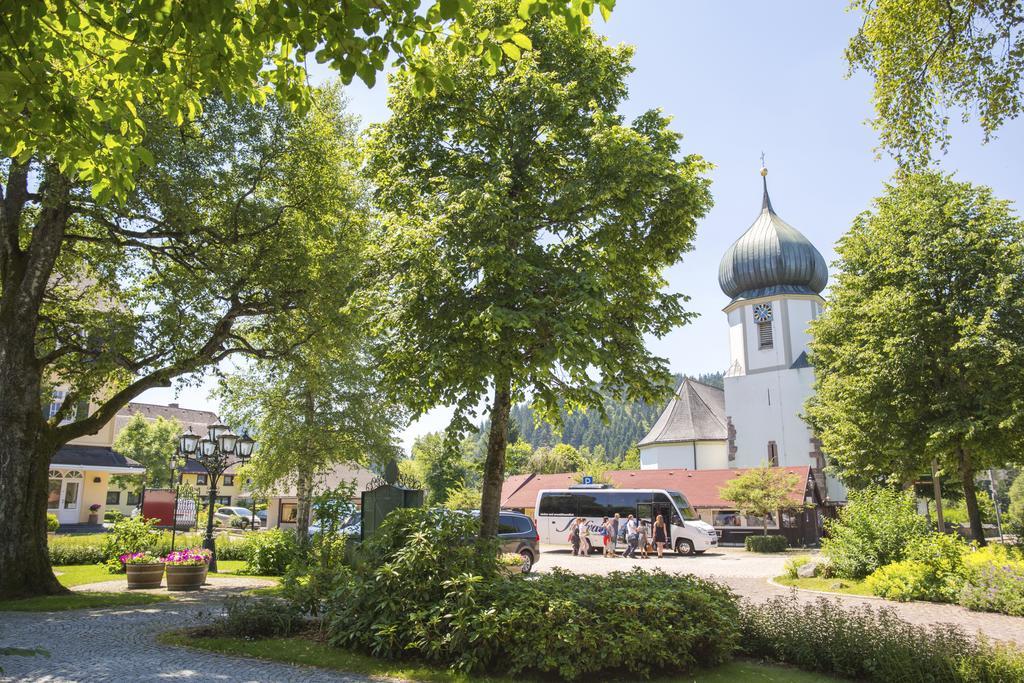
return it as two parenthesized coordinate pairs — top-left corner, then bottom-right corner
(125, 563), (165, 589)
(165, 564), (207, 591)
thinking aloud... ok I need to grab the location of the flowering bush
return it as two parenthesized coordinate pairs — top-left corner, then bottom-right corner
(163, 548), (212, 566)
(958, 545), (1024, 616)
(103, 515), (159, 573)
(120, 551), (162, 565)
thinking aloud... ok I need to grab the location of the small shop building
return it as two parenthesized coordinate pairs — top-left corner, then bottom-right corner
(501, 465), (823, 546)
(48, 445), (145, 526)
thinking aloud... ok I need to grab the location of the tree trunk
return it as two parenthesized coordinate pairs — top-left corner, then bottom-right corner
(295, 467), (313, 555)
(957, 447), (986, 546)
(0, 365), (65, 597)
(931, 459), (945, 533)
(479, 375), (511, 539)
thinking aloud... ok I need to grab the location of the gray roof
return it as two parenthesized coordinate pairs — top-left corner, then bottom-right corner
(118, 402), (218, 426)
(638, 379), (728, 446)
(718, 177), (828, 303)
(51, 445), (144, 472)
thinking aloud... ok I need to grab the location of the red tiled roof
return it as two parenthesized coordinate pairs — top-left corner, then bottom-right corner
(501, 466), (813, 509)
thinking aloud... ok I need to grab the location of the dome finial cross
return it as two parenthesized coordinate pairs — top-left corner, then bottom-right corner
(759, 152), (773, 213)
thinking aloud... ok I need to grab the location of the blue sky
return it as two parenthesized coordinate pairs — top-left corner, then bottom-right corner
(139, 1), (1024, 451)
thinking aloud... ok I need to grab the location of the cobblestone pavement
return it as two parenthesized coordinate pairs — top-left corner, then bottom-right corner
(538, 545), (1024, 646)
(0, 584), (377, 683)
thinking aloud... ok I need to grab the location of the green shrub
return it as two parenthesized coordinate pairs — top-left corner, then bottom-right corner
(241, 529), (297, 576)
(325, 508), (739, 679)
(46, 514), (59, 532)
(103, 510), (125, 524)
(101, 516), (159, 572)
(745, 534), (788, 552)
(959, 545), (1024, 616)
(784, 556), (811, 578)
(48, 535), (106, 565)
(822, 486), (928, 579)
(865, 533), (969, 603)
(219, 596), (305, 638)
(740, 595), (1024, 682)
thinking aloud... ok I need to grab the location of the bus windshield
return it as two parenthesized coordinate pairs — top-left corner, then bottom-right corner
(668, 491), (700, 521)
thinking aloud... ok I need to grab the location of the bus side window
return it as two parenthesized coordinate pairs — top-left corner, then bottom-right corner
(538, 493), (576, 516)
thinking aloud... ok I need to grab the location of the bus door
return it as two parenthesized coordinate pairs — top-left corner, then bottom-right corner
(653, 497), (674, 545)
(637, 501), (653, 526)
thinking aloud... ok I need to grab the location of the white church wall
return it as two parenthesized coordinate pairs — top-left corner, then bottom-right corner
(784, 298), (818, 359)
(724, 366), (816, 469)
(639, 441), (728, 470)
(739, 302), (788, 372)
(727, 310), (745, 375)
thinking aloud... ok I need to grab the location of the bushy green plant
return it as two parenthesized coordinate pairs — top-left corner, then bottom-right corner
(102, 516), (158, 572)
(46, 514), (59, 532)
(866, 533), (969, 602)
(325, 508), (739, 679)
(240, 529), (297, 576)
(784, 556), (811, 578)
(745, 534), (788, 552)
(741, 595), (1024, 682)
(959, 544), (1024, 616)
(823, 486), (928, 579)
(219, 596), (306, 638)
(48, 534), (106, 565)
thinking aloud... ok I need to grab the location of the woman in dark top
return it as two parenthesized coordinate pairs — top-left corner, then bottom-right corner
(653, 514), (668, 558)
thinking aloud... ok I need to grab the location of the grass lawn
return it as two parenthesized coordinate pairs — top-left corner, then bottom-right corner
(158, 633), (840, 683)
(0, 591), (169, 612)
(774, 574), (874, 597)
(53, 562), (282, 586)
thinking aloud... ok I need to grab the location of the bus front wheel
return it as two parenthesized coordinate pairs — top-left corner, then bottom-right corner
(675, 538), (695, 556)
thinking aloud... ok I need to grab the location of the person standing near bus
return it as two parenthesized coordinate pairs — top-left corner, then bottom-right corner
(654, 514), (668, 558)
(569, 517), (581, 556)
(638, 520), (649, 559)
(611, 513), (621, 556)
(601, 517), (614, 557)
(579, 518), (591, 556)
(623, 515), (639, 558)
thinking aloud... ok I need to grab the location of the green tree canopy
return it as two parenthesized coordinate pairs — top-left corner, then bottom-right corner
(0, 0), (609, 201)
(847, 0), (1024, 166)
(0, 86), (369, 597)
(718, 465), (803, 536)
(111, 413), (181, 493)
(363, 0), (711, 536)
(806, 171), (1024, 544)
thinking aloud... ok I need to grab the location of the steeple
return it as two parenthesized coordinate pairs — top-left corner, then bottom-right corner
(761, 166), (774, 214)
(717, 168), (828, 303)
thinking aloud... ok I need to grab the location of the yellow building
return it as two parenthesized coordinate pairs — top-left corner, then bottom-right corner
(178, 461), (252, 510)
(47, 396), (220, 526)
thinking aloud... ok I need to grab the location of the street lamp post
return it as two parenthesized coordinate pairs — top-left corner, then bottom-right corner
(175, 423), (256, 572)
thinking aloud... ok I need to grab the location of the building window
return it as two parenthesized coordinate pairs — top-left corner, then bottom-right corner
(768, 441), (779, 467)
(106, 490), (121, 505)
(757, 321), (773, 349)
(196, 474), (207, 486)
(223, 475), (234, 487)
(281, 503), (298, 524)
(126, 492), (140, 506)
(215, 496), (231, 506)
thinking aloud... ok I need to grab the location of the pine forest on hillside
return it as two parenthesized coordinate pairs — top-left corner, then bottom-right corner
(476, 372), (724, 461)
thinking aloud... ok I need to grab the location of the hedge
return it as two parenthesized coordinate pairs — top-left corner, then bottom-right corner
(745, 534), (788, 553)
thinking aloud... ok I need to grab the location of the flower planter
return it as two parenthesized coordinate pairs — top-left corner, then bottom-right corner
(125, 563), (165, 589)
(87, 513), (99, 524)
(165, 564), (208, 591)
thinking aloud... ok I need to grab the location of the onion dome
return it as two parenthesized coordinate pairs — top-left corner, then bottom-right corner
(718, 168), (828, 303)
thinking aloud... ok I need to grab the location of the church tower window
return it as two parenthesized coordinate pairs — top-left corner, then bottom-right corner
(757, 321), (773, 349)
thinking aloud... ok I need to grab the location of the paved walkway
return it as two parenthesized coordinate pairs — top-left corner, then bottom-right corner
(0, 583), (374, 682)
(538, 546), (1024, 646)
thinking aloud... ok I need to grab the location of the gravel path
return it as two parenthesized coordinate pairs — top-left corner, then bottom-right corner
(538, 546), (1024, 646)
(0, 583), (376, 683)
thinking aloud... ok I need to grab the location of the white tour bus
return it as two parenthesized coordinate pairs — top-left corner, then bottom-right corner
(534, 486), (718, 555)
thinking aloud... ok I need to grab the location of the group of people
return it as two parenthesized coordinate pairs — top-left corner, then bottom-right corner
(567, 512), (670, 559)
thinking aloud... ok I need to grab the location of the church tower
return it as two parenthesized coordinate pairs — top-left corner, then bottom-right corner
(718, 168), (843, 503)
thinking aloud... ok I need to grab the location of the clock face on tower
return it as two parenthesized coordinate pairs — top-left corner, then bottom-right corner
(752, 303), (773, 323)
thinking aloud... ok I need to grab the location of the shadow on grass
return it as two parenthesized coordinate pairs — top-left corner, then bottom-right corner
(157, 630), (842, 683)
(0, 591), (170, 612)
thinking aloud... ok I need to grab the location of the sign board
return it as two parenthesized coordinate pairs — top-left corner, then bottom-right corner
(582, 476), (594, 485)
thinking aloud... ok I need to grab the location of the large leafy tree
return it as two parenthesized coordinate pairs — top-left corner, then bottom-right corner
(365, 0), (713, 537)
(806, 171), (1024, 544)
(111, 413), (182, 493)
(847, 0), (1024, 166)
(0, 88), (361, 597)
(718, 465), (803, 536)
(0, 0), (609, 201)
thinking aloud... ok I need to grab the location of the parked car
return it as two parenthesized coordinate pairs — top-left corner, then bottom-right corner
(256, 509), (268, 526)
(213, 506), (261, 529)
(467, 510), (541, 573)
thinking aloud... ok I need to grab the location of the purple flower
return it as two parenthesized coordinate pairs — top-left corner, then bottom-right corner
(163, 548), (212, 566)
